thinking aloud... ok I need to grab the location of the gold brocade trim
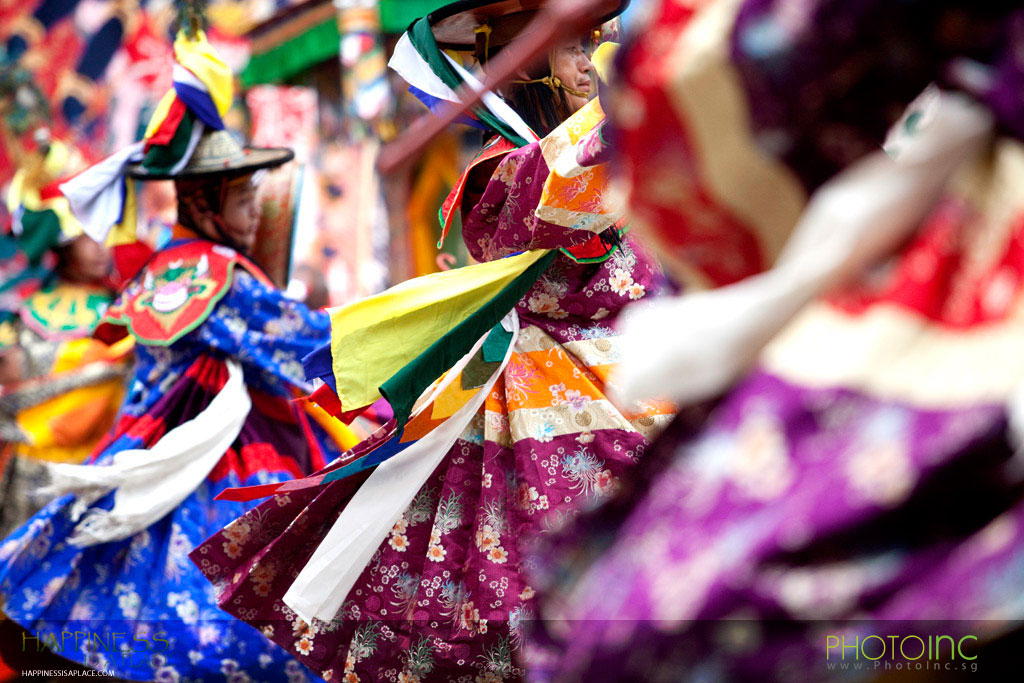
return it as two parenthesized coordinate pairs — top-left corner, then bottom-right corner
(561, 337), (622, 368)
(500, 400), (674, 444)
(535, 99), (625, 230)
(515, 325), (623, 364)
(514, 324), (559, 352)
(539, 99), (602, 170)
(534, 204), (619, 233)
(663, 0), (806, 267)
(484, 410), (513, 449)
(430, 324), (672, 446)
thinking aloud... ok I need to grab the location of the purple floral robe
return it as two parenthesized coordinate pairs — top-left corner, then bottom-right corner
(191, 120), (672, 682)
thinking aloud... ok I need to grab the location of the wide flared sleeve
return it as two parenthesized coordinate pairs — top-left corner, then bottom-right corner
(198, 269), (332, 390)
(461, 99), (624, 261)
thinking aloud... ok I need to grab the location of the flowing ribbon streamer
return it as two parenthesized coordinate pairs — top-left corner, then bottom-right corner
(284, 311), (520, 624)
(58, 30), (229, 245)
(43, 360), (251, 547)
(59, 142), (145, 246)
(389, 23), (539, 147)
(223, 309), (517, 502)
(612, 89), (994, 407)
(315, 249), (547, 415)
(400, 22), (536, 144)
(441, 50), (539, 145)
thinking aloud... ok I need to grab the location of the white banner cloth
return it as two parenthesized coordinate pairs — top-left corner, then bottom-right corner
(45, 360), (251, 547)
(283, 311), (520, 624)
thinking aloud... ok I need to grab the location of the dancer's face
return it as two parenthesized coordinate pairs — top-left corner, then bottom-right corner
(551, 38), (593, 113)
(61, 235), (111, 284)
(219, 174), (260, 252)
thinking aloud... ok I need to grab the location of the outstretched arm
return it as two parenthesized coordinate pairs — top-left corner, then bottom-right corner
(199, 270), (332, 391)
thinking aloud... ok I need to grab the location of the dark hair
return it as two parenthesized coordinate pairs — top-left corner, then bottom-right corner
(474, 41), (572, 138)
(53, 241), (76, 278)
(174, 176), (227, 234)
(173, 172), (256, 236)
(503, 79), (572, 137)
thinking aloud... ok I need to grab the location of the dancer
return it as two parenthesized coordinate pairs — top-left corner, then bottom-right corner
(0, 25), (355, 682)
(0, 133), (132, 538)
(528, 1), (1024, 680)
(192, 1), (671, 681)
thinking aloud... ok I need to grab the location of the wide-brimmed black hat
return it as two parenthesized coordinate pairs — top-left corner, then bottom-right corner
(125, 129), (294, 181)
(427, 0), (630, 50)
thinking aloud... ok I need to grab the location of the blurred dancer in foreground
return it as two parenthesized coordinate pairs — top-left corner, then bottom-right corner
(528, 1), (1024, 681)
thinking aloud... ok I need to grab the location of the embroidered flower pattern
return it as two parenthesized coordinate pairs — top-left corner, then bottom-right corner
(426, 543), (447, 563)
(116, 583), (141, 618)
(563, 389), (591, 412)
(461, 601), (482, 631)
(295, 637), (314, 656)
(222, 518), (253, 545)
(516, 482), (550, 515)
(249, 560), (277, 598)
(558, 447), (615, 498)
(495, 155), (523, 186)
(476, 525), (500, 552)
(165, 141), (671, 679)
(531, 420), (556, 442)
(609, 268), (634, 295)
(503, 358), (539, 403)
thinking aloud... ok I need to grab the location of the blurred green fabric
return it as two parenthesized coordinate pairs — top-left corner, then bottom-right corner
(241, 0), (449, 86)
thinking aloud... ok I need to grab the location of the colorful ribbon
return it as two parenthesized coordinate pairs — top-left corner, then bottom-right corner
(60, 30), (233, 246)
